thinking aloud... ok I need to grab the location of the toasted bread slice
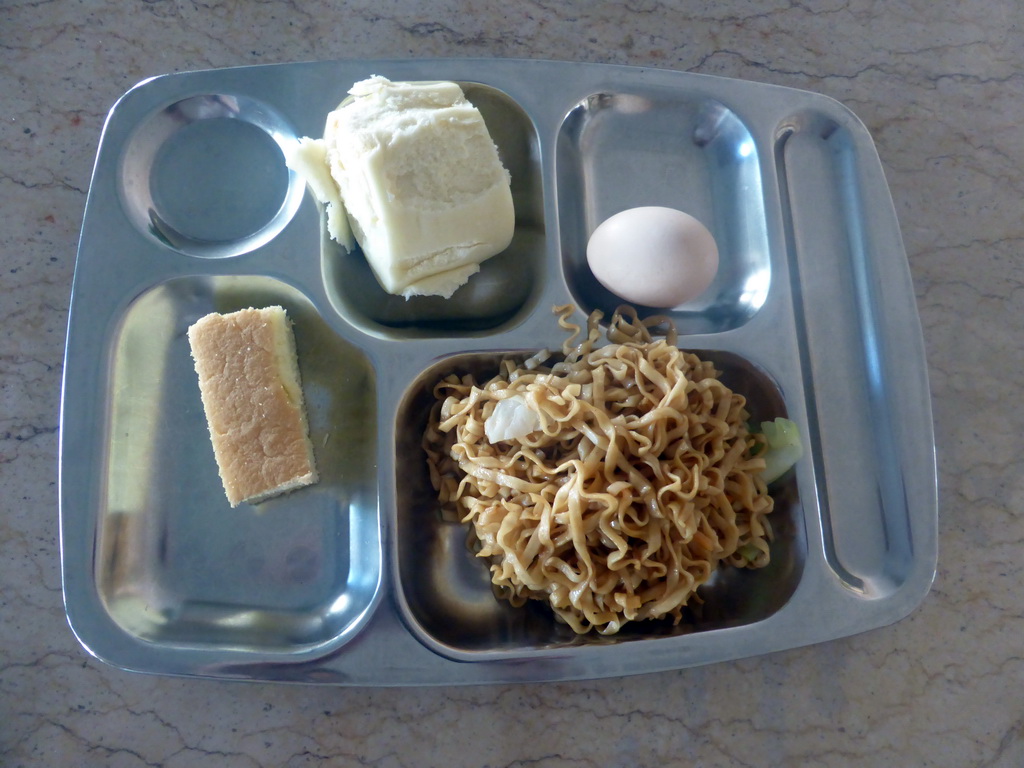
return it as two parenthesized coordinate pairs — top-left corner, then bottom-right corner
(187, 306), (317, 507)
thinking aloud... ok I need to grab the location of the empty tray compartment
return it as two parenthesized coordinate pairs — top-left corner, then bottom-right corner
(118, 93), (306, 259)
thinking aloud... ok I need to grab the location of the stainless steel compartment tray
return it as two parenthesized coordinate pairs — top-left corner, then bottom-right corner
(60, 58), (937, 685)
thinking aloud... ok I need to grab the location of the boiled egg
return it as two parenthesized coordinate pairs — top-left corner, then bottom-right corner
(586, 206), (719, 308)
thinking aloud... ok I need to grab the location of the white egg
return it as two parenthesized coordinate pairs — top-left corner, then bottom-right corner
(586, 206), (719, 308)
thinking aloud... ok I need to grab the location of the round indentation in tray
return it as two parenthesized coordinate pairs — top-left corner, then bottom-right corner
(119, 94), (305, 258)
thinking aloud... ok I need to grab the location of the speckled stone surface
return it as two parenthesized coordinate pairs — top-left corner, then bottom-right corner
(3, 1), (1023, 766)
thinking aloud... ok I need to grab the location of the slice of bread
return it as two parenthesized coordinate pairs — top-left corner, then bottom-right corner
(187, 306), (318, 507)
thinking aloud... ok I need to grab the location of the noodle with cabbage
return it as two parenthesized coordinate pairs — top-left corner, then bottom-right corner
(423, 306), (775, 635)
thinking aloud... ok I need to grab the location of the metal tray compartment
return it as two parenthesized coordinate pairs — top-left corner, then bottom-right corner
(61, 58), (937, 685)
(322, 83), (546, 336)
(395, 350), (803, 659)
(558, 90), (770, 333)
(96, 276), (379, 655)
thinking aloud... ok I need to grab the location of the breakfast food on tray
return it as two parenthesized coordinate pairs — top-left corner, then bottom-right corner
(287, 76), (515, 299)
(286, 137), (353, 250)
(187, 306), (318, 507)
(424, 305), (797, 635)
(587, 206), (719, 308)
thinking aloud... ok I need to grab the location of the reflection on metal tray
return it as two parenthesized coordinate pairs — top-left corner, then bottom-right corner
(60, 58), (937, 685)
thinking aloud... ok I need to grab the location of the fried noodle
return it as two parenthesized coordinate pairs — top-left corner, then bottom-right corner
(423, 306), (774, 635)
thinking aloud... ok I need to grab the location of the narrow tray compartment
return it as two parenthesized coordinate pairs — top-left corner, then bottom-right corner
(394, 346), (805, 658)
(776, 110), (921, 597)
(322, 82), (545, 338)
(92, 275), (380, 656)
(557, 89), (770, 333)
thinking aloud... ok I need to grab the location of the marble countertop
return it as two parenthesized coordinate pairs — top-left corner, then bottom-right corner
(3, 1), (1021, 765)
